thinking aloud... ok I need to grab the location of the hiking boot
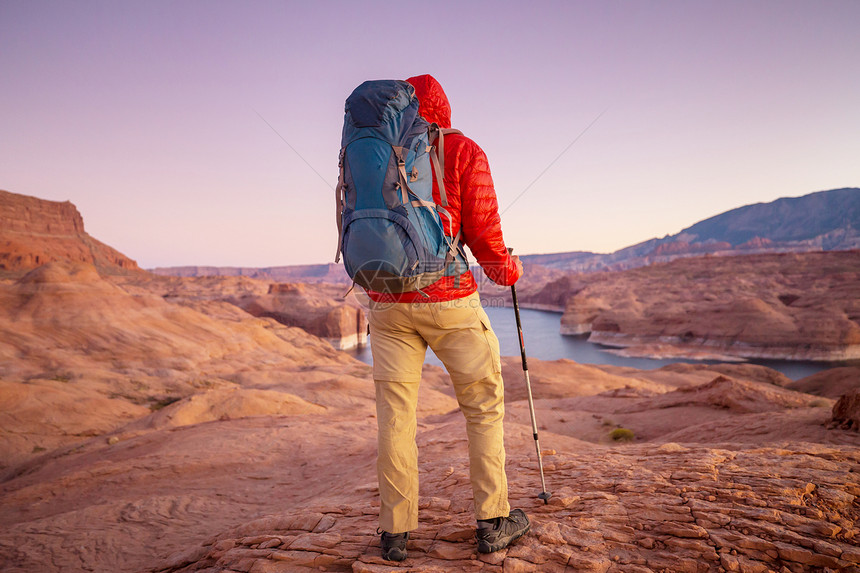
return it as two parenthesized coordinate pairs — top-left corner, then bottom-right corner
(476, 509), (531, 553)
(378, 530), (408, 561)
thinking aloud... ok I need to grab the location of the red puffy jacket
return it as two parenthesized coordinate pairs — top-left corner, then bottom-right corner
(367, 74), (521, 303)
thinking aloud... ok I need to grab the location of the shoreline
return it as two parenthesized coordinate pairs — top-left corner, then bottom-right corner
(585, 331), (860, 364)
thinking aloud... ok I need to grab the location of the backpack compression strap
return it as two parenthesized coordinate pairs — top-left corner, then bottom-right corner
(391, 146), (418, 206)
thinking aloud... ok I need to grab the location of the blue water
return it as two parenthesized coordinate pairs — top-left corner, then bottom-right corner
(347, 306), (836, 381)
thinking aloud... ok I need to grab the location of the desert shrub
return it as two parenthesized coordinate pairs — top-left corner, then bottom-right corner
(610, 428), (635, 442)
(809, 398), (831, 408)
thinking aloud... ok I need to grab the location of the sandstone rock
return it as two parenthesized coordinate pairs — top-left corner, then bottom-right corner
(136, 436), (856, 571)
(0, 261), (358, 467)
(528, 251), (860, 362)
(2, 352), (859, 573)
(618, 375), (819, 414)
(477, 262), (570, 311)
(136, 387), (326, 430)
(660, 362), (794, 388)
(233, 282), (368, 350)
(830, 389), (860, 431)
(0, 189), (140, 274)
(789, 366), (860, 399)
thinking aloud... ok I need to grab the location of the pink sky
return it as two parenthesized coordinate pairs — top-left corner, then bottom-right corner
(2, 0), (858, 268)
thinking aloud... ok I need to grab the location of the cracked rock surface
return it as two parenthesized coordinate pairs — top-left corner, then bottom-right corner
(151, 442), (860, 573)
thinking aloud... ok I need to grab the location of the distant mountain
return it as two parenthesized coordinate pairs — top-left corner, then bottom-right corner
(523, 188), (860, 272)
(681, 187), (860, 245)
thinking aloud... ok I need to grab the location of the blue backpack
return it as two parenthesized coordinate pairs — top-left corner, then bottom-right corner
(335, 80), (468, 294)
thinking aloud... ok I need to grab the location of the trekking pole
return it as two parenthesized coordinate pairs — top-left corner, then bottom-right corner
(509, 250), (551, 504)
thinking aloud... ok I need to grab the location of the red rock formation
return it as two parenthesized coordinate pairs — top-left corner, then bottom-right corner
(3, 190), (859, 573)
(112, 274), (368, 352)
(0, 261), (356, 468)
(620, 374), (817, 414)
(788, 367), (860, 398)
(0, 189), (140, 274)
(530, 251), (860, 361)
(830, 389), (860, 431)
(651, 240), (732, 256)
(233, 282), (368, 350)
(738, 236), (774, 250)
(476, 262), (568, 310)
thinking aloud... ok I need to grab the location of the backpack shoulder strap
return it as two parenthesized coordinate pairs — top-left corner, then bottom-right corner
(427, 124), (464, 208)
(334, 148), (346, 263)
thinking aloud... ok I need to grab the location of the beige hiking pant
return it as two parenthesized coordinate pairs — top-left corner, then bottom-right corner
(366, 291), (510, 533)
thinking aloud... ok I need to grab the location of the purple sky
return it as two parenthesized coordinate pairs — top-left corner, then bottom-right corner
(2, 1), (859, 268)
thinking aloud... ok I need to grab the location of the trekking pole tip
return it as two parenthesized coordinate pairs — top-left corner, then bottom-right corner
(538, 491), (551, 504)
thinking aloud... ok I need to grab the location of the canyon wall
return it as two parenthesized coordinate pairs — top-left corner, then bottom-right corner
(528, 251), (860, 362)
(0, 189), (140, 274)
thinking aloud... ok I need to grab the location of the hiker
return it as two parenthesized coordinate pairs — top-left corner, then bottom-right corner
(338, 74), (529, 561)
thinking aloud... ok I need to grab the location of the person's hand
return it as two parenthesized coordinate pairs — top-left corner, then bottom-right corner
(513, 255), (524, 279)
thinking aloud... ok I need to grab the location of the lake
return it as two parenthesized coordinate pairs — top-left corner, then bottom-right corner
(346, 306), (835, 381)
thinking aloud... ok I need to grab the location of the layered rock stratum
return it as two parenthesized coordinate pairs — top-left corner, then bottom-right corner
(0, 261), (358, 468)
(519, 251), (860, 362)
(113, 274), (368, 351)
(0, 189), (365, 351)
(0, 189), (140, 275)
(234, 283), (368, 350)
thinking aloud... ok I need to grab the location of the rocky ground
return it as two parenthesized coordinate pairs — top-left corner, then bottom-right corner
(1, 262), (859, 572)
(153, 442), (860, 573)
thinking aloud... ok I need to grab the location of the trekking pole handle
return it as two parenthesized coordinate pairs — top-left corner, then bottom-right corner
(508, 248), (528, 372)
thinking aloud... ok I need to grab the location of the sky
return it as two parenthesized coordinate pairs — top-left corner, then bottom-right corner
(2, 0), (859, 269)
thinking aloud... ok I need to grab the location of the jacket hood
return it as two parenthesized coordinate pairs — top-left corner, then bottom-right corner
(406, 74), (452, 129)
